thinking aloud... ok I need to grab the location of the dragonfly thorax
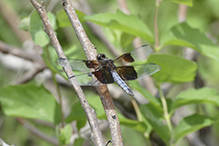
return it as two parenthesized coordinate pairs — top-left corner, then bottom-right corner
(97, 54), (116, 70)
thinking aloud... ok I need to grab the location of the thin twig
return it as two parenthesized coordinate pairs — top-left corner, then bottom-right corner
(158, 84), (173, 143)
(29, 0), (106, 145)
(61, 0), (123, 145)
(117, 0), (130, 15)
(0, 41), (40, 62)
(0, 40), (47, 84)
(52, 72), (65, 128)
(154, 0), (162, 49)
(16, 118), (59, 146)
(16, 62), (47, 84)
(0, 0), (31, 42)
(47, 0), (59, 11)
(178, 4), (188, 22)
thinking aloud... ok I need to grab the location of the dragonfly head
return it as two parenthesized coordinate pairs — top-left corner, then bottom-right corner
(97, 54), (107, 61)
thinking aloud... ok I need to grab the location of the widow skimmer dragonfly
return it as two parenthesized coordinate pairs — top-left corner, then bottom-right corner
(57, 45), (160, 96)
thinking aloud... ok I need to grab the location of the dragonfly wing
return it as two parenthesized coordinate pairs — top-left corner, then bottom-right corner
(92, 69), (114, 84)
(74, 72), (100, 86)
(57, 58), (100, 71)
(74, 69), (115, 86)
(133, 63), (161, 79)
(113, 45), (153, 63)
(116, 63), (161, 81)
(130, 45), (153, 61)
(116, 66), (138, 81)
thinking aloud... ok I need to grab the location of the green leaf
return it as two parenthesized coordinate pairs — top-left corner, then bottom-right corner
(56, 9), (86, 28)
(33, 30), (50, 46)
(164, 0), (193, 6)
(59, 124), (72, 145)
(42, 46), (60, 74)
(19, 16), (30, 31)
(118, 112), (148, 133)
(66, 96), (105, 123)
(65, 101), (87, 123)
(161, 22), (219, 63)
(88, 96), (106, 119)
(48, 12), (57, 30)
(66, 96), (149, 133)
(74, 137), (85, 146)
(0, 84), (61, 124)
(174, 114), (217, 142)
(121, 33), (135, 48)
(129, 81), (162, 110)
(140, 104), (170, 144)
(56, 10), (71, 28)
(102, 27), (122, 48)
(84, 10), (153, 43)
(30, 10), (49, 47)
(148, 54), (197, 83)
(30, 11), (57, 47)
(172, 87), (219, 110)
(76, 119), (87, 131)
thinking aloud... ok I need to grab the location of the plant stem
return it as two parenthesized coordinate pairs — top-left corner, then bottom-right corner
(154, 0), (162, 50)
(131, 97), (152, 146)
(158, 84), (173, 136)
(52, 73), (65, 128)
(131, 98), (142, 121)
(144, 132), (152, 146)
(45, 46), (64, 128)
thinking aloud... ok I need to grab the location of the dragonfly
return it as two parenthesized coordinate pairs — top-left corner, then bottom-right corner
(57, 45), (160, 97)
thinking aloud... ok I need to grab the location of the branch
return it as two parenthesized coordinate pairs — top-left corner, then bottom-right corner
(0, 0), (31, 42)
(0, 41), (40, 62)
(117, 0), (130, 15)
(16, 118), (58, 146)
(16, 62), (47, 84)
(154, 0), (162, 48)
(29, 0), (107, 145)
(178, 4), (188, 22)
(61, 0), (123, 145)
(0, 41), (47, 83)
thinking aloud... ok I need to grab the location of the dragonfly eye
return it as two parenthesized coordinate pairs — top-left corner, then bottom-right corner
(97, 54), (106, 60)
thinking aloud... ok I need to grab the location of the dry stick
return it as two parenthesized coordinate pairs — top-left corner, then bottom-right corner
(29, 0), (105, 146)
(61, 0), (123, 146)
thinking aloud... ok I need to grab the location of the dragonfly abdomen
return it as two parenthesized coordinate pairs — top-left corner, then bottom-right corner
(111, 71), (134, 96)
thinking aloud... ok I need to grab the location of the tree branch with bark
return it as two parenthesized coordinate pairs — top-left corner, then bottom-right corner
(29, 0), (124, 145)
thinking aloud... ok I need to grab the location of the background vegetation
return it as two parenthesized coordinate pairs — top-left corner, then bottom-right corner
(0, 0), (219, 146)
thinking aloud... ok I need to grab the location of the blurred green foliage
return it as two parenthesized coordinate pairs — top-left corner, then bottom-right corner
(0, 0), (219, 146)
